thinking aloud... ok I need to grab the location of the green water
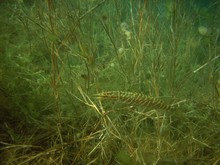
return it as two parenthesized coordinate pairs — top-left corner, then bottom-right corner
(0, 0), (219, 164)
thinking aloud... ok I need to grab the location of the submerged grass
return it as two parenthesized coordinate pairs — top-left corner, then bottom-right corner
(0, 0), (220, 164)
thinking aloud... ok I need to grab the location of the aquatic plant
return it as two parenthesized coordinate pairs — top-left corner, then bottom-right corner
(0, 0), (220, 164)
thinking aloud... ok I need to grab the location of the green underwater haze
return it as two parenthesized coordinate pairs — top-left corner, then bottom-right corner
(0, 0), (220, 164)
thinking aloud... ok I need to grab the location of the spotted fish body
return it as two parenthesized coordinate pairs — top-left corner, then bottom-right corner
(94, 91), (172, 110)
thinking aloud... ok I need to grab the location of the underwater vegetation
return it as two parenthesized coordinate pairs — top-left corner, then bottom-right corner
(0, 0), (220, 164)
